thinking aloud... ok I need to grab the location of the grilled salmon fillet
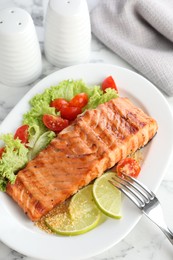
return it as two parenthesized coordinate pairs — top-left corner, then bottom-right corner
(6, 97), (158, 221)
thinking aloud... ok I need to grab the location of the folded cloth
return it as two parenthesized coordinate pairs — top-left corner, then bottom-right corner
(91, 0), (173, 96)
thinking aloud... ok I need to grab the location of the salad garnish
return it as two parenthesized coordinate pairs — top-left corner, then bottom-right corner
(0, 77), (118, 191)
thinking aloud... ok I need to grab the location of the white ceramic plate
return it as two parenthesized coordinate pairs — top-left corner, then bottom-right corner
(0, 63), (173, 260)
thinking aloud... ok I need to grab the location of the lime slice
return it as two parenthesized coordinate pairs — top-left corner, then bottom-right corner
(93, 171), (122, 219)
(69, 184), (99, 218)
(45, 185), (101, 236)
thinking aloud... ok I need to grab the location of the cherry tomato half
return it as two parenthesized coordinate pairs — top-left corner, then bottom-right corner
(101, 76), (118, 92)
(50, 98), (69, 111)
(116, 157), (141, 178)
(60, 106), (82, 121)
(69, 93), (88, 108)
(14, 124), (29, 144)
(0, 147), (5, 159)
(43, 114), (69, 132)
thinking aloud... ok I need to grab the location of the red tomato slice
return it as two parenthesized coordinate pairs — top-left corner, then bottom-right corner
(116, 157), (141, 178)
(14, 124), (29, 144)
(69, 93), (88, 108)
(60, 106), (82, 121)
(50, 98), (69, 111)
(101, 76), (118, 92)
(43, 114), (69, 132)
(0, 147), (5, 159)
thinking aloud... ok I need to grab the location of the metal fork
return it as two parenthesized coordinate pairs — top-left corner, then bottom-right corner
(110, 174), (173, 245)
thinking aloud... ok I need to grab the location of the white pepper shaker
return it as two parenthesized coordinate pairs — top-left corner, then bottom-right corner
(0, 7), (42, 87)
(44, 0), (91, 68)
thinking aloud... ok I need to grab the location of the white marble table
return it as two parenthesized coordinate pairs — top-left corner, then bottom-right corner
(0, 1), (173, 260)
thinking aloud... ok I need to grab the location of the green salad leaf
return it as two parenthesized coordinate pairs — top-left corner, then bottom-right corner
(23, 101), (56, 134)
(0, 79), (118, 191)
(0, 134), (28, 191)
(23, 79), (118, 133)
(28, 131), (55, 160)
(27, 124), (43, 148)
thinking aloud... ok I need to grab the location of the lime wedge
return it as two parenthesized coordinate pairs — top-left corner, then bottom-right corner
(93, 171), (122, 219)
(45, 185), (101, 236)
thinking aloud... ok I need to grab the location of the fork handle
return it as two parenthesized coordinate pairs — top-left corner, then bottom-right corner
(143, 212), (173, 245)
(160, 227), (173, 245)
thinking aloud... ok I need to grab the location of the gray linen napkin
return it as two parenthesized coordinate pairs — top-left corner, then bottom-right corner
(91, 0), (173, 96)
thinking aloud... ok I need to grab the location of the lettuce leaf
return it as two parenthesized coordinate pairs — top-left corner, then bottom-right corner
(23, 101), (56, 134)
(0, 134), (28, 191)
(0, 130), (55, 191)
(0, 79), (118, 191)
(28, 131), (55, 160)
(27, 124), (43, 148)
(23, 79), (118, 132)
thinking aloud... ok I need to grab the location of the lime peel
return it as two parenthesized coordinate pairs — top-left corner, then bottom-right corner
(93, 171), (122, 219)
(45, 185), (101, 236)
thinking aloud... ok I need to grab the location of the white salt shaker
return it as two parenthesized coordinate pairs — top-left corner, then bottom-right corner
(0, 7), (42, 87)
(44, 0), (91, 68)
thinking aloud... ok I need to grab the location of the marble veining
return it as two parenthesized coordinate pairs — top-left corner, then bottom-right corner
(0, 0), (173, 260)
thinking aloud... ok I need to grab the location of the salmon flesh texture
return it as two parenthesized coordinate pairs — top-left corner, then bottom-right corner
(6, 97), (158, 221)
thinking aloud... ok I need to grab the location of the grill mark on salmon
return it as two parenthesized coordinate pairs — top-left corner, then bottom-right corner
(6, 97), (158, 221)
(58, 123), (97, 154)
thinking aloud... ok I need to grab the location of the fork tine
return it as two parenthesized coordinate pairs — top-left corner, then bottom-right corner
(111, 177), (146, 206)
(112, 175), (150, 203)
(123, 174), (155, 200)
(109, 180), (142, 209)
